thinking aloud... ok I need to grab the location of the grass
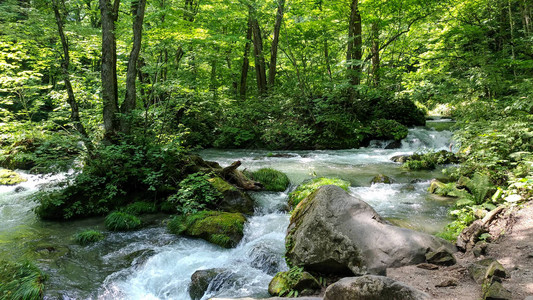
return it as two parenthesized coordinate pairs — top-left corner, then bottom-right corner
(288, 177), (350, 208)
(249, 168), (290, 192)
(0, 260), (47, 300)
(73, 230), (105, 245)
(104, 212), (142, 231)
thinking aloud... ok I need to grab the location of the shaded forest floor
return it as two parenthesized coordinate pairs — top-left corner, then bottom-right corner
(388, 201), (533, 299)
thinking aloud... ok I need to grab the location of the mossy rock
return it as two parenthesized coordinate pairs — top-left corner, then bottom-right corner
(209, 177), (254, 214)
(248, 168), (290, 192)
(0, 169), (27, 185)
(0, 260), (47, 299)
(370, 174), (394, 184)
(167, 211), (246, 248)
(268, 269), (321, 296)
(288, 177), (350, 209)
(105, 212), (142, 231)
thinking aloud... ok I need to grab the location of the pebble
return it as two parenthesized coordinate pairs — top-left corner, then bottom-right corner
(417, 263), (439, 270)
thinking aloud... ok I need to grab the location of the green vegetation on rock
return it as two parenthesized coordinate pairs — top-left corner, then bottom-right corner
(288, 177), (350, 208)
(105, 212), (142, 231)
(268, 266), (320, 297)
(167, 211), (246, 248)
(0, 260), (47, 300)
(73, 230), (104, 246)
(248, 168), (290, 192)
(0, 169), (26, 185)
(169, 173), (223, 215)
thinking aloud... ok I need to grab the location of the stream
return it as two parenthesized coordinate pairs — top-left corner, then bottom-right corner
(0, 121), (456, 299)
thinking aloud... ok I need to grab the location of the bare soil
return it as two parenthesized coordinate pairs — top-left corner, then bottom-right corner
(388, 201), (533, 300)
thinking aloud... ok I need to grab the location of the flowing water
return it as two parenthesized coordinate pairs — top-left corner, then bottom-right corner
(0, 125), (456, 299)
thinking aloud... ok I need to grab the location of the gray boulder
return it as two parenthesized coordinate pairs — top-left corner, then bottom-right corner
(323, 276), (430, 300)
(189, 268), (225, 300)
(286, 185), (456, 275)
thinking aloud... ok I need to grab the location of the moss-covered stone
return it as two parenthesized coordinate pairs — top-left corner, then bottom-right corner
(468, 258), (508, 284)
(248, 168), (290, 192)
(371, 174), (394, 184)
(288, 177), (350, 209)
(208, 177), (237, 193)
(167, 211), (246, 248)
(209, 177), (254, 214)
(268, 268), (320, 296)
(0, 169), (27, 185)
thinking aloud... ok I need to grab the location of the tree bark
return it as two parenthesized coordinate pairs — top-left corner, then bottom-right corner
(52, 0), (94, 153)
(120, 0), (147, 134)
(240, 17), (253, 100)
(347, 0), (362, 95)
(370, 21), (380, 87)
(99, 0), (120, 143)
(250, 6), (267, 96)
(268, 0), (285, 88)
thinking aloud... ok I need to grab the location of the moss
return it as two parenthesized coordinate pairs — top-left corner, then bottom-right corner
(167, 210), (246, 248)
(105, 212), (142, 231)
(0, 169), (27, 185)
(122, 201), (157, 215)
(288, 177), (350, 208)
(73, 230), (104, 246)
(0, 260), (47, 300)
(249, 168), (290, 192)
(208, 177), (237, 193)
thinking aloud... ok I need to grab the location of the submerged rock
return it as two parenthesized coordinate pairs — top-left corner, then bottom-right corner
(323, 276), (430, 300)
(370, 174), (394, 184)
(285, 185), (455, 275)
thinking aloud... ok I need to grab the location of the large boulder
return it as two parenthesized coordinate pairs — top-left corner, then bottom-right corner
(189, 268), (225, 300)
(286, 185), (455, 275)
(323, 276), (430, 300)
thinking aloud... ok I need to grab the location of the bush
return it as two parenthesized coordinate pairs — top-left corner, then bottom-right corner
(73, 230), (104, 245)
(105, 212), (142, 231)
(0, 169), (27, 185)
(371, 119), (408, 141)
(0, 260), (47, 300)
(249, 168), (290, 192)
(168, 172), (222, 214)
(122, 201), (157, 215)
(288, 177), (350, 208)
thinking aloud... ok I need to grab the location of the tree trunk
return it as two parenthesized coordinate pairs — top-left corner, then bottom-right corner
(99, 0), (120, 143)
(347, 0), (362, 97)
(250, 6), (267, 96)
(52, 0), (94, 153)
(240, 17), (253, 99)
(370, 21), (380, 87)
(120, 0), (147, 134)
(268, 0), (285, 88)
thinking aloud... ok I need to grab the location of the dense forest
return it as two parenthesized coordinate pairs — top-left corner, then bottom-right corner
(0, 0), (532, 298)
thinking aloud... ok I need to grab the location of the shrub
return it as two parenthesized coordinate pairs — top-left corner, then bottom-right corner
(0, 260), (47, 300)
(371, 119), (408, 141)
(73, 230), (104, 245)
(105, 212), (142, 231)
(288, 177), (350, 208)
(0, 169), (27, 185)
(169, 173), (222, 214)
(249, 168), (290, 192)
(122, 201), (157, 215)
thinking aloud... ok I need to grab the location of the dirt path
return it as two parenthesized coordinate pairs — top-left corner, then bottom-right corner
(388, 201), (533, 300)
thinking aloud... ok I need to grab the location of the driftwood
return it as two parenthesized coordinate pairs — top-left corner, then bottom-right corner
(221, 161), (263, 191)
(456, 206), (507, 252)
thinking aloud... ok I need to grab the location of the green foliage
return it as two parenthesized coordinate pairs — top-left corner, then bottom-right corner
(249, 168), (290, 192)
(105, 212), (142, 231)
(437, 206), (476, 241)
(122, 201), (157, 216)
(0, 169), (26, 185)
(371, 119), (408, 141)
(272, 266), (305, 297)
(168, 173), (222, 215)
(167, 211), (246, 248)
(0, 260), (47, 300)
(403, 150), (458, 171)
(288, 177), (350, 208)
(73, 230), (104, 246)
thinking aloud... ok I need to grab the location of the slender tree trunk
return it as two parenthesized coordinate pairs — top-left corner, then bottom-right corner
(210, 49), (218, 100)
(250, 6), (267, 96)
(240, 18), (253, 99)
(120, 0), (147, 134)
(268, 0), (285, 88)
(99, 0), (120, 143)
(524, 0), (532, 36)
(52, 0), (94, 153)
(370, 21), (380, 87)
(347, 0), (362, 98)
